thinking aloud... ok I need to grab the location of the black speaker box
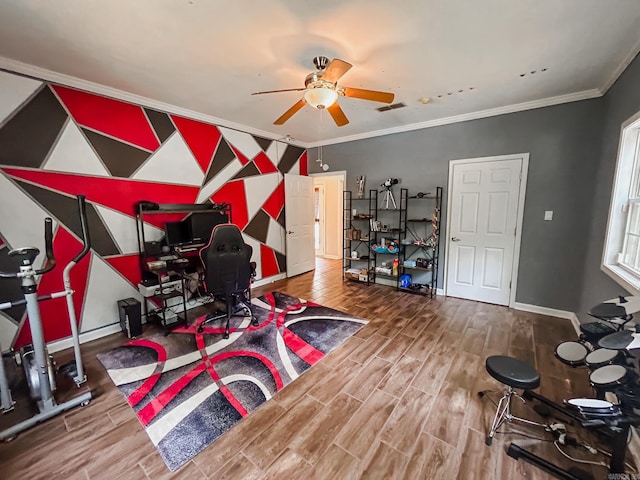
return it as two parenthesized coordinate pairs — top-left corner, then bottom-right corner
(144, 241), (163, 256)
(117, 298), (142, 338)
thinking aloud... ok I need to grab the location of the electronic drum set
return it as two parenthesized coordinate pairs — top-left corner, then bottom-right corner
(536, 295), (640, 477)
(554, 296), (640, 403)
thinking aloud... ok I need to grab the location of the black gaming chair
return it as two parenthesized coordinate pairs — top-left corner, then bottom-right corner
(198, 224), (258, 338)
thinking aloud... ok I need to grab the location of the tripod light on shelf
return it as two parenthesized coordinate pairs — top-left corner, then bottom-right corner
(380, 178), (399, 209)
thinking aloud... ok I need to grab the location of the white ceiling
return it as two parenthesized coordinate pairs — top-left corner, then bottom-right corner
(0, 0), (639, 147)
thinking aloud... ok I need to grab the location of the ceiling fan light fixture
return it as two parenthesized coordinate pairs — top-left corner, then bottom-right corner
(304, 87), (338, 109)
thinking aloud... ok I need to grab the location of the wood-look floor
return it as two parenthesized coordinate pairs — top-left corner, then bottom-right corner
(0, 258), (619, 479)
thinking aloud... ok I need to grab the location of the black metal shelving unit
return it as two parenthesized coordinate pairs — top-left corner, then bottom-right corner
(371, 188), (407, 288)
(397, 187), (442, 297)
(343, 189), (377, 285)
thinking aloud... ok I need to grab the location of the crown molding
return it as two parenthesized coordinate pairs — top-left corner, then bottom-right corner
(306, 89), (603, 147)
(600, 36), (640, 95)
(0, 56), (616, 150)
(0, 56), (307, 147)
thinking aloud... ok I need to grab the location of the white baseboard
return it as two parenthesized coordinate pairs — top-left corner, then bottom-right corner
(48, 324), (123, 353)
(47, 274), (288, 353)
(253, 273), (287, 287)
(511, 302), (575, 320)
(513, 302), (582, 337)
(568, 313), (581, 337)
(375, 277), (397, 288)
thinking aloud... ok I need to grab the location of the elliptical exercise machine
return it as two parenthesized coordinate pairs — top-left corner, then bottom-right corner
(0, 195), (92, 441)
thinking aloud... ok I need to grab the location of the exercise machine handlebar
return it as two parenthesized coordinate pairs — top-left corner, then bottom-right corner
(34, 218), (56, 275)
(71, 195), (91, 264)
(0, 195), (90, 279)
(62, 195), (91, 386)
(0, 217), (56, 278)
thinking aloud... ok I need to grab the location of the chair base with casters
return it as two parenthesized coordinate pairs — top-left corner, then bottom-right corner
(479, 355), (544, 446)
(198, 288), (259, 338)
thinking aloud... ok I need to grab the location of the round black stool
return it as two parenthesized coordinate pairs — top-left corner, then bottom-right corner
(481, 355), (542, 446)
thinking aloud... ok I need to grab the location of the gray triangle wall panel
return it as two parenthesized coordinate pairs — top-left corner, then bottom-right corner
(144, 108), (176, 143)
(255, 136), (273, 152)
(204, 138), (236, 185)
(83, 129), (151, 178)
(275, 251), (286, 273)
(232, 162), (261, 180)
(278, 145), (305, 174)
(0, 87), (68, 169)
(243, 210), (271, 244)
(15, 180), (120, 257)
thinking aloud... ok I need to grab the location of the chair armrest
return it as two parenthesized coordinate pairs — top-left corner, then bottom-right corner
(250, 261), (257, 278)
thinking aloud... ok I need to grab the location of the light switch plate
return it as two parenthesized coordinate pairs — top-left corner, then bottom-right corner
(544, 210), (553, 221)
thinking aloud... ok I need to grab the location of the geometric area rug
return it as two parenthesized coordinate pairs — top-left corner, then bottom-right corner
(96, 292), (368, 471)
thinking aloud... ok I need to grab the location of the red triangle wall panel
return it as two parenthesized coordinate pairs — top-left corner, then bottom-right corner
(260, 244), (280, 278)
(299, 151), (308, 176)
(106, 254), (143, 289)
(2, 168), (199, 227)
(254, 151), (278, 174)
(211, 180), (249, 230)
(171, 116), (222, 174)
(230, 145), (250, 166)
(262, 180), (284, 220)
(52, 85), (160, 151)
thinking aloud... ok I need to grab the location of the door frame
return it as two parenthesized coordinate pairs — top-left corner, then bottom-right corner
(443, 153), (529, 307)
(314, 183), (326, 257)
(310, 170), (346, 260)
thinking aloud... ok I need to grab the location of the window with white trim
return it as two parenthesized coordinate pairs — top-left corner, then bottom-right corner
(603, 110), (640, 293)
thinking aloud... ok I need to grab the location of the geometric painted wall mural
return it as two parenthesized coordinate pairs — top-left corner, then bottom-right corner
(0, 70), (307, 350)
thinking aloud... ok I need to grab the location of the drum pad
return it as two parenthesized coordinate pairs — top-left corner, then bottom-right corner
(598, 330), (633, 350)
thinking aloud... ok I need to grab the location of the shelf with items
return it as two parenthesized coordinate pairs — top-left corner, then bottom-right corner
(141, 262), (189, 328)
(343, 189), (378, 285)
(372, 188), (407, 289)
(398, 186), (442, 298)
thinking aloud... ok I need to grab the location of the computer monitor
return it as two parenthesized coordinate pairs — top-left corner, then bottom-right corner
(164, 220), (192, 247)
(189, 211), (229, 243)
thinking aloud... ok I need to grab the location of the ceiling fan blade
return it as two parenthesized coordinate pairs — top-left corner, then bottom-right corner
(274, 99), (307, 125)
(252, 88), (306, 95)
(322, 58), (353, 84)
(327, 102), (349, 127)
(342, 87), (395, 104)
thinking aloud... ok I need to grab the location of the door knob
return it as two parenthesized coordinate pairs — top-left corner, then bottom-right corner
(451, 237), (460, 242)
(287, 231), (294, 234)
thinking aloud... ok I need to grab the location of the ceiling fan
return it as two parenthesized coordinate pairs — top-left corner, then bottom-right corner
(252, 56), (395, 127)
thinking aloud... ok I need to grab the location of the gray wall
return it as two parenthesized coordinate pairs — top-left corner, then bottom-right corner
(578, 54), (640, 320)
(309, 94), (607, 311)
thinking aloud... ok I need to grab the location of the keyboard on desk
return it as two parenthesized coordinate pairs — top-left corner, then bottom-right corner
(168, 257), (190, 266)
(174, 243), (205, 253)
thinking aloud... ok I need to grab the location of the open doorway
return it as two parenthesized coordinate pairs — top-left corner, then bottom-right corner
(314, 183), (325, 256)
(312, 171), (346, 260)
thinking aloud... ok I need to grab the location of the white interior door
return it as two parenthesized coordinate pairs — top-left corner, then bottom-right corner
(446, 157), (524, 305)
(285, 173), (315, 277)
